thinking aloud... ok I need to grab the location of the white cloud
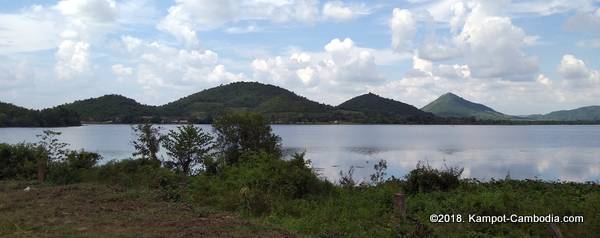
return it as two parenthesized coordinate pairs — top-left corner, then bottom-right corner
(251, 38), (384, 104)
(111, 64), (133, 77)
(55, 0), (117, 23)
(55, 40), (90, 80)
(389, 8), (416, 52)
(454, 1), (538, 80)
(557, 54), (599, 84)
(157, 0), (320, 46)
(0, 6), (61, 53)
(119, 36), (243, 96)
(322, 1), (371, 21)
(564, 8), (600, 32)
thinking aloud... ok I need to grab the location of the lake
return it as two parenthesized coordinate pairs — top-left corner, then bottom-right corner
(1, 125), (599, 182)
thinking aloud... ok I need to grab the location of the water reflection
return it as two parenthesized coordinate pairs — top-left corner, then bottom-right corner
(0, 125), (599, 182)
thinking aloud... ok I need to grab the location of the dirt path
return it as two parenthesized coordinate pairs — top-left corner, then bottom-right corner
(0, 182), (295, 238)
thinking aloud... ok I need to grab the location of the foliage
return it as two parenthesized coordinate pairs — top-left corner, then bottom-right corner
(338, 166), (357, 188)
(46, 150), (101, 184)
(404, 161), (463, 194)
(36, 130), (69, 163)
(0, 102), (80, 127)
(370, 159), (387, 185)
(162, 124), (214, 175)
(213, 112), (281, 165)
(186, 151), (332, 215)
(0, 143), (44, 180)
(131, 123), (162, 163)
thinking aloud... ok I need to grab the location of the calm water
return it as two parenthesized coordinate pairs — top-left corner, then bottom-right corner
(1, 125), (599, 182)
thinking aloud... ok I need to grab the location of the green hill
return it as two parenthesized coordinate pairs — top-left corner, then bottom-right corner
(538, 106), (600, 121)
(61, 95), (157, 123)
(337, 93), (435, 123)
(161, 82), (334, 122)
(421, 93), (509, 120)
(338, 93), (431, 117)
(0, 102), (80, 127)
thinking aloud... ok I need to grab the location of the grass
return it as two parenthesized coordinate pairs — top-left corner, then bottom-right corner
(0, 181), (294, 238)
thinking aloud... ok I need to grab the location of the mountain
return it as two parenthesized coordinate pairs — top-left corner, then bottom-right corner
(61, 94), (157, 123)
(421, 93), (509, 120)
(0, 102), (80, 127)
(161, 82), (334, 121)
(338, 93), (431, 117)
(537, 106), (600, 121)
(337, 93), (435, 123)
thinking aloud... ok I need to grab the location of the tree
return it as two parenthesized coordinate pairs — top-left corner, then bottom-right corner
(369, 159), (387, 185)
(162, 124), (214, 175)
(213, 112), (281, 165)
(36, 130), (68, 182)
(131, 123), (162, 164)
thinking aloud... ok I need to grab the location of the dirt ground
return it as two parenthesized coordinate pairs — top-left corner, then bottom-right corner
(0, 181), (295, 238)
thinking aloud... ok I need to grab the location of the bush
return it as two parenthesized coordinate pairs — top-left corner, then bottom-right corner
(404, 161), (463, 194)
(0, 143), (43, 180)
(46, 150), (101, 184)
(187, 151), (332, 215)
(96, 159), (179, 193)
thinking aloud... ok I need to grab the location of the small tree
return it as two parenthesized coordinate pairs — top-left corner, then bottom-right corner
(162, 124), (214, 175)
(36, 130), (68, 183)
(131, 123), (162, 164)
(370, 159), (387, 185)
(213, 112), (281, 165)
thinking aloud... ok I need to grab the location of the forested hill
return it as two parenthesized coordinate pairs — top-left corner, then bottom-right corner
(0, 102), (80, 127)
(533, 106), (600, 121)
(60, 94), (158, 123)
(421, 93), (510, 120)
(337, 93), (435, 123)
(161, 82), (336, 122)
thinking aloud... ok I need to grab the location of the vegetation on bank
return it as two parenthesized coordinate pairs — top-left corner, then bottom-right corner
(0, 102), (80, 127)
(1, 112), (599, 237)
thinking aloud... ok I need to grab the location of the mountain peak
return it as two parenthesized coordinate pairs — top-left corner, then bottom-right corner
(422, 93), (508, 120)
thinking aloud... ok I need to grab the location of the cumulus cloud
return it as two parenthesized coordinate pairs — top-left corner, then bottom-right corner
(322, 1), (371, 21)
(389, 8), (416, 52)
(251, 38), (384, 103)
(557, 54), (599, 83)
(454, 1), (538, 80)
(118, 36), (243, 96)
(55, 40), (90, 80)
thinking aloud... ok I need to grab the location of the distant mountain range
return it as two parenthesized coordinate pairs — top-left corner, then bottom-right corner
(2, 82), (600, 127)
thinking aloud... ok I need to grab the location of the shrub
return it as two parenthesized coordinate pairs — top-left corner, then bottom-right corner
(46, 150), (101, 184)
(96, 159), (178, 192)
(188, 151), (332, 215)
(404, 161), (463, 194)
(0, 143), (43, 180)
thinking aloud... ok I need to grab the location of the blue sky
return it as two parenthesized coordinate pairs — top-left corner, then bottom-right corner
(0, 0), (599, 115)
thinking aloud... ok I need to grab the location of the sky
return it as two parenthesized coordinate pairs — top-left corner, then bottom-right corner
(0, 0), (599, 115)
